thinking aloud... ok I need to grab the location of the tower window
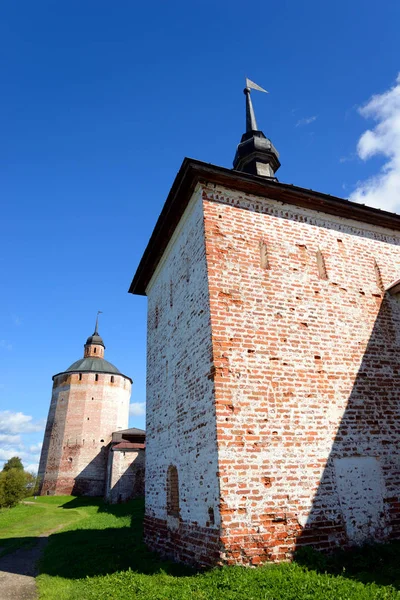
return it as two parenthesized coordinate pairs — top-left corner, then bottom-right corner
(79, 373), (82, 381)
(95, 374), (99, 382)
(166, 465), (179, 518)
(208, 506), (215, 525)
(111, 376), (114, 383)
(94, 348), (96, 354)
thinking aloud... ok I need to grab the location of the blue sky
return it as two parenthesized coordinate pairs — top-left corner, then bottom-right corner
(1, 0), (399, 472)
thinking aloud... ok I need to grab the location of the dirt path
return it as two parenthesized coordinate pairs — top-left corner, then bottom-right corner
(0, 522), (67, 600)
(0, 535), (48, 600)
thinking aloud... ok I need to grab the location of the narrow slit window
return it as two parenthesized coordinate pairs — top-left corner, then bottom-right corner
(259, 239), (269, 270)
(79, 373), (82, 381)
(316, 249), (328, 280)
(95, 374), (99, 382)
(94, 347), (96, 353)
(111, 376), (114, 383)
(374, 258), (384, 291)
(167, 465), (179, 517)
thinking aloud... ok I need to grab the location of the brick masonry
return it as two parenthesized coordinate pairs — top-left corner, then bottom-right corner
(38, 359), (131, 496)
(105, 446), (145, 503)
(144, 181), (400, 566)
(144, 189), (221, 562)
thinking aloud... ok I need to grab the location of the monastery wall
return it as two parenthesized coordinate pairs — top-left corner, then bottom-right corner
(106, 447), (145, 503)
(202, 182), (400, 564)
(144, 190), (221, 566)
(38, 372), (130, 496)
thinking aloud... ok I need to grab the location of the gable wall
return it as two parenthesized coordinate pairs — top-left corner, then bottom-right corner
(202, 182), (400, 564)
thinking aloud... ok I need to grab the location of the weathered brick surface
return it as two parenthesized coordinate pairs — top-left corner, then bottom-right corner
(106, 448), (145, 503)
(38, 368), (131, 496)
(202, 183), (400, 563)
(145, 181), (400, 566)
(144, 189), (220, 562)
(144, 515), (221, 567)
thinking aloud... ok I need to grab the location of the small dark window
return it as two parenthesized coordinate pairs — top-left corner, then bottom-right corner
(94, 347), (97, 353)
(208, 506), (215, 525)
(95, 374), (99, 382)
(100, 439), (104, 443)
(111, 376), (114, 383)
(167, 465), (179, 517)
(79, 373), (82, 381)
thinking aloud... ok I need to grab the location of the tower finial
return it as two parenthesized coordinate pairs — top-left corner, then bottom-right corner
(95, 310), (102, 334)
(244, 78), (268, 133)
(233, 78), (280, 179)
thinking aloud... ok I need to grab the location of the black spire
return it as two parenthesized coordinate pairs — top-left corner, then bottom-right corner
(233, 79), (280, 179)
(85, 311), (105, 348)
(94, 310), (102, 334)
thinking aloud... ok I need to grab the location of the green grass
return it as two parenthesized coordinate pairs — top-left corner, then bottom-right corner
(2, 496), (400, 599)
(0, 496), (85, 556)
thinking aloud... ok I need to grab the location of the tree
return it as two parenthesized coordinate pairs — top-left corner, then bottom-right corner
(0, 468), (26, 508)
(2, 456), (24, 471)
(0, 456), (36, 508)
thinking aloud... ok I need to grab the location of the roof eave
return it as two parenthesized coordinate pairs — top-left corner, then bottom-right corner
(52, 370), (133, 384)
(129, 158), (400, 296)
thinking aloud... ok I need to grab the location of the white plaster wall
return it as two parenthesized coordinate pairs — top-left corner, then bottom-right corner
(334, 457), (387, 543)
(145, 188), (220, 527)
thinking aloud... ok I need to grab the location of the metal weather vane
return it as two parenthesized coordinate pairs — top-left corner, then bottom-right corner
(245, 78), (269, 94)
(244, 78), (268, 132)
(95, 310), (103, 333)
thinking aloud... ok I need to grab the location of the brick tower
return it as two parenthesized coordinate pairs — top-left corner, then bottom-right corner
(130, 81), (400, 566)
(38, 320), (132, 496)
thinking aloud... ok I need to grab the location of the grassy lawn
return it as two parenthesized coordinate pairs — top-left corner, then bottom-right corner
(0, 496), (85, 557)
(1, 496), (400, 599)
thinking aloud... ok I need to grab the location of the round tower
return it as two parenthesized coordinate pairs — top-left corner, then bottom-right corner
(38, 322), (132, 496)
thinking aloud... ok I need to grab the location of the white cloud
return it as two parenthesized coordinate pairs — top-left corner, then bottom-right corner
(296, 115), (317, 127)
(0, 412), (44, 475)
(129, 402), (146, 416)
(350, 73), (400, 212)
(0, 445), (41, 471)
(0, 411), (45, 435)
(0, 448), (21, 461)
(0, 434), (21, 445)
(25, 463), (39, 474)
(29, 442), (42, 454)
(0, 340), (12, 351)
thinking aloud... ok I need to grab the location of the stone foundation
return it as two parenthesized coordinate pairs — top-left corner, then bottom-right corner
(144, 515), (221, 567)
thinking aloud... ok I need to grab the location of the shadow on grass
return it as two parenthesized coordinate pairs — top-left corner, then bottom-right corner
(2, 496), (400, 591)
(295, 543), (400, 591)
(0, 496), (193, 579)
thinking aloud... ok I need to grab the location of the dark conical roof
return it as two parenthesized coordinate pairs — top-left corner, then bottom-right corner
(233, 81), (280, 179)
(51, 317), (133, 382)
(85, 332), (105, 348)
(65, 357), (121, 374)
(52, 357), (132, 382)
(85, 312), (105, 347)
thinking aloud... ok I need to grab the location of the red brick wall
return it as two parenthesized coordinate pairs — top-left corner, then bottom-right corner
(202, 183), (400, 564)
(38, 371), (131, 496)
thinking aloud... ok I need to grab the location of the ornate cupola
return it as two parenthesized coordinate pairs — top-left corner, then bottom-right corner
(233, 78), (280, 179)
(84, 311), (105, 358)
